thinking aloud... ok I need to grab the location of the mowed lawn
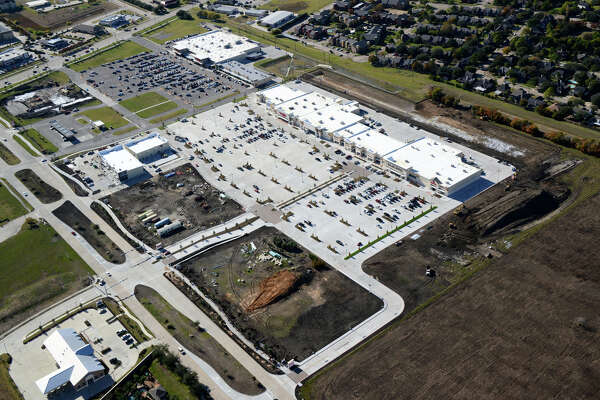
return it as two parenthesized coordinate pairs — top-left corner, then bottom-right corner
(69, 41), (150, 72)
(136, 101), (178, 118)
(261, 0), (333, 13)
(0, 182), (29, 225)
(0, 220), (92, 332)
(145, 9), (207, 44)
(77, 107), (129, 130)
(148, 359), (195, 399)
(120, 92), (168, 112)
(20, 128), (58, 154)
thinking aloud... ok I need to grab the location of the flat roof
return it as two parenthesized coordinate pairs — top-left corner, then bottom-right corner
(260, 10), (294, 25)
(301, 103), (364, 133)
(0, 48), (30, 62)
(334, 122), (371, 139)
(260, 84), (305, 106)
(276, 91), (335, 118)
(349, 129), (405, 156)
(99, 146), (143, 173)
(173, 30), (260, 64)
(126, 133), (168, 156)
(385, 137), (480, 187)
(220, 60), (270, 84)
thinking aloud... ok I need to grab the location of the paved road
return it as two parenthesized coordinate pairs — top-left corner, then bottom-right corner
(0, 128), (297, 400)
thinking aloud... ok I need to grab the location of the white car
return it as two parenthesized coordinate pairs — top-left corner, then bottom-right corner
(178, 347), (185, 355)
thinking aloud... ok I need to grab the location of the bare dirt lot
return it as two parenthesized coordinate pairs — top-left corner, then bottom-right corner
(8, 2), (117, 30)
(179, 227), (383, 362)
(103, 163), (244, 248)
(300, 160), (600, 399)
(15, 169), (62, 204)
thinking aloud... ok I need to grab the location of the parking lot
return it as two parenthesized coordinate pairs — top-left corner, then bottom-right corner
(82, 50), (249, 109)
(8, 302), (142, 400)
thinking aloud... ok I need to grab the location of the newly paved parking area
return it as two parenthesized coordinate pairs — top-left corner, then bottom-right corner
(82, 50), (248, 109)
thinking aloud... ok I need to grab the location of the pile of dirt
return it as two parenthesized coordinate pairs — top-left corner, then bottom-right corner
(466, 186), (569, 236)
(245, 270), (298, 312)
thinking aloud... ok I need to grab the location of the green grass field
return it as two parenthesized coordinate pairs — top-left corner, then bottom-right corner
(69, 41), (150, 72)
(136, 101), (178, 118)
(149, 359), (195, 399)
(144, 9), (208, 44)
(0, 354), (23, 400)
(12, 135), (37, 156)
(20, 128), (58, 154)
(0, 182), (29, 226)
(149, 108), (187, 124)
(120, 92), (169, 113)
(0, 178), (32, 211)
(0, 219), (92, 332)
(0, 143), (20, 165)
(261, 0), (332, 13)
(76, 107), (129, 130)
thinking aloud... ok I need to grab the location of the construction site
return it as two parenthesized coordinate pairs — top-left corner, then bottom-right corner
(102, 163), (244, 248)
(178, 227), (383, 363)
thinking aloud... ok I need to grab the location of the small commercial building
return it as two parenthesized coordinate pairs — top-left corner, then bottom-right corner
(245, 9), (268, 18)
(173, 30), (260, 66)
(0, 48), (34, 72)
(212, 4), (238, 15)
(43, 37), (70, 50)
(99, 14), (129, 28)
(260, 10), (296, 28)
(219, 60), (271, 86)
(125, 133), (170, 161)
(35, 329), (105, 396)
(99, 145), (145, 181)
(73, 24), (107, 36)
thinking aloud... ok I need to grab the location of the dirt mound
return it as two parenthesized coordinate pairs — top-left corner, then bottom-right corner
(245, 270), (298, 312)
(468, 187), (567, 236)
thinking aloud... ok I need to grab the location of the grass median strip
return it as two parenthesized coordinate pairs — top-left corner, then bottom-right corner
(0, 143), (20, 165)
(0, 354), (24, 400)
(12, 135), (37, 156)
(136, 101), (178, 118)
(20, 128), (57, 154)
(345, 206), (437, 259)
(103, 297), (150, 343)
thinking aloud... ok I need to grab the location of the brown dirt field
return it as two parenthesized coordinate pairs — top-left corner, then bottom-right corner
(303, 69), (415, 115)
(179, 227), (383, 362)
(104, 163), (243, 248)
(15, 169), (62, 204)
(52, 200), (125, 264)
(14, 2), (117, 30)
(300, 181), (600, 400)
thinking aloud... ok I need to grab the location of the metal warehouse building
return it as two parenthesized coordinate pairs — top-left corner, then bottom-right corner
(125, 133), (170, 162)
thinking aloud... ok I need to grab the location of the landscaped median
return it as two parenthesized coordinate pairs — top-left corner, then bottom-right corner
(345, 206), (438, 260)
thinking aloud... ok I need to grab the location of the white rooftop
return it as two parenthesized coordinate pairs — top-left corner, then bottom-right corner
(385, 137), (480, 188)
(276, 91), (335, 118)
(301, 102), (364, 133)
(260, 10), (294, 25)
(126, 133), (168, 156)
(349, 129), (405, 156)
(100, 146), (143, 173)
(260, 84), (305, 106)
(35, 329), (104, 395)
(334, 122), (371, 139)
(173, 30), (260, 64)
